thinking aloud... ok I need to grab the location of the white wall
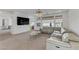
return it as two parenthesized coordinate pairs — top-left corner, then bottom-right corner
(0, 12), (12, 30)
(0, 10), (70, 34)
(63, 11), (69, 28)
(0, 14), (11, 26)
(68, 10), (79, 35)
(0, 11), (37, 34)
(11, 12), (31, 34)
(10, 10), (79, 35)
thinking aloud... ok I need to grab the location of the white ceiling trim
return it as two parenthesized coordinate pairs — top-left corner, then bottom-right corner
(0, 9), (68, 15)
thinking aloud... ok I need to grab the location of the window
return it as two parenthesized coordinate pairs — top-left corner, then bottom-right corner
(42, 22), (50, 27)
(30, 22), (35, 26)
(51, 20), (54, 27)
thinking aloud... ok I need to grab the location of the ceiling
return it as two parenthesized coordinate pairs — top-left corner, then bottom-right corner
(0, 9), (68, 15)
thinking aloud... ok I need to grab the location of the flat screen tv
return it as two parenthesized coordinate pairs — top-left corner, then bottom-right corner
(17, 17), (29, 25)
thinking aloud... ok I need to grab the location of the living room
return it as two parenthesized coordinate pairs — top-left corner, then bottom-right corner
(0, 9), (79, 50)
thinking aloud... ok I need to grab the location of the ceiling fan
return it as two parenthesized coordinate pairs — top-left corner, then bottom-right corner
(34, 9), (45, 17)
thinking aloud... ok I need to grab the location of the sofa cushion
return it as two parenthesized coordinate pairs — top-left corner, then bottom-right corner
(61, 28), (66, 34)
(47, 37), (70, 47)
(69, 33), (79, 42)
(62, 33), (69, 42)
(41, 27), (54, 33)
(70, 41), (79, 48)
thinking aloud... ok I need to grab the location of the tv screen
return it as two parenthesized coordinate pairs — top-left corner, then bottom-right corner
(17, 17), (29, 25)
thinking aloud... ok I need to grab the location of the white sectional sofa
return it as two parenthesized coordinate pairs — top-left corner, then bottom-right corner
(46, 29), (79, 50)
